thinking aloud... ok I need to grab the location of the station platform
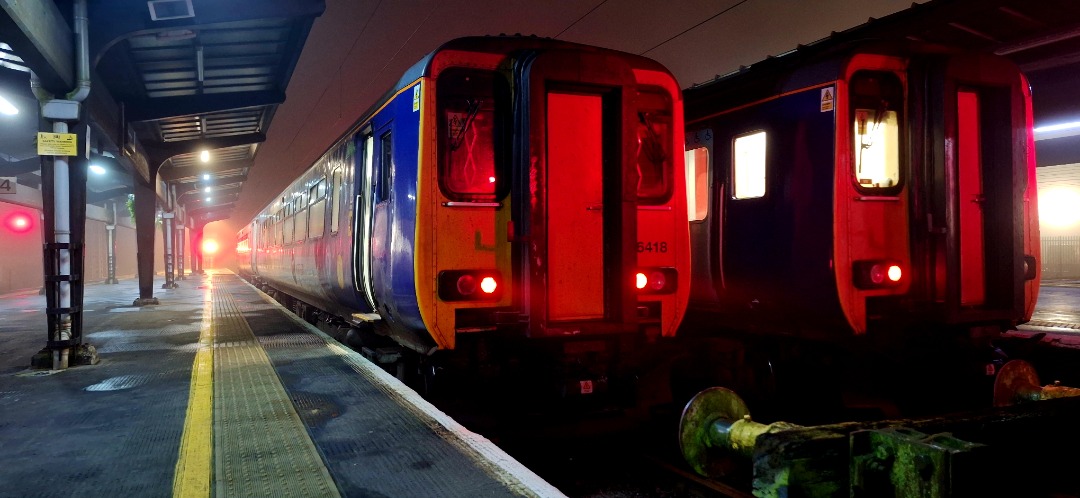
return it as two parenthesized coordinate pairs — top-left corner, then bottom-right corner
(0, 271), (565, 498)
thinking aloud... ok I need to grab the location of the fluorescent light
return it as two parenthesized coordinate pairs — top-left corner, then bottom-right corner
(89, 165), (106, 175)
(205, 197), (212, 202)
(1034, 121), (1080, 133)
(204, 187), (211, 193)
(202, 174), (210, 180)
(0, 95), (18, 115)
(200, 150), (210, 162)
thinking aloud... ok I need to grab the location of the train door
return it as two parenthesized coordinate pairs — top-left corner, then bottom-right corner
(369, 126), (393, 312)
(354, 131), (378, 311)
(916, 53), (1029, 320)
(515, 50), (638, 335)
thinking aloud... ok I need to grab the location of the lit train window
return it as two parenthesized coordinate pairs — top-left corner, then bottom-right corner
(437, 68), (502, 201)
(685, 146), (710, 221)
(733, 131), (766, 199)
(636, 88), (674, 204)
(850, 71), (903, 192)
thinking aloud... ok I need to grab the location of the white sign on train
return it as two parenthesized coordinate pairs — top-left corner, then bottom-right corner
(0, 177), (15, 194)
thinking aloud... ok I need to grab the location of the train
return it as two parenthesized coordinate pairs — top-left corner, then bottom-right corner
(673, 38), (1041, 423)
(236, 36), (691, 406)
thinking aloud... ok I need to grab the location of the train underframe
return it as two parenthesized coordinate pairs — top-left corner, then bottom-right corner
(243, 275), (669, 426)
(669, 313), (1080, 497)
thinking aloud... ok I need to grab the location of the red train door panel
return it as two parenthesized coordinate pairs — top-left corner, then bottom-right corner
(957, 89), (986, 306)
(518, 49), (638, 336)
(547, 92), (605, 320)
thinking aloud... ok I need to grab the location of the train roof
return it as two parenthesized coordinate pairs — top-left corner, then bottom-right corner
(682, 1), (1016, 122)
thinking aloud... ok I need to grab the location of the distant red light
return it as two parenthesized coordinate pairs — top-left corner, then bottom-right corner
(4, 212), (34, 234)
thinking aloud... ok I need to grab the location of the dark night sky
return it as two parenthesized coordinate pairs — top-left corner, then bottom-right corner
(206, 0), (921, 262)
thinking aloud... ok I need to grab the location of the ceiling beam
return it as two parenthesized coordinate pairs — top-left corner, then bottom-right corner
(124, 91), (287, 122)
(159, 161), (252, 182)
(0, 157), (41, 176)
(0, 0), (74, 93)
(89, 0), (326, 67)
(143, 133), (266, 165)
(87, 186), (132, 204)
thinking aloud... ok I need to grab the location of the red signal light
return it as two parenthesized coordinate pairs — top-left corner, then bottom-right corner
(4, 212), (34, 234)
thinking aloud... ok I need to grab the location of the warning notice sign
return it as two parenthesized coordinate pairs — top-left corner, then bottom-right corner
(820, 87), (835, 112)
(37, 132), (78, 156)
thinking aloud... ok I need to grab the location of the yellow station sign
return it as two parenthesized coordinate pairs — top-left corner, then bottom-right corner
(37, 132), (78, 156)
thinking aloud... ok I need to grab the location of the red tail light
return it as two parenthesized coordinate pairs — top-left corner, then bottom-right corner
(634, 268), (677, 295)
(4, 212), (34, 234)
(854, 260), (904, 289)
(439, 270), (502, 301)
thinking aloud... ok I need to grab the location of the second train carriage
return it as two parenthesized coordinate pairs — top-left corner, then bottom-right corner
(676, 39), (1041, 419)
(238, 36), (691, 401)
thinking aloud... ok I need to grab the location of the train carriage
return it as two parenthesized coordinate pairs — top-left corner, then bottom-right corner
(240, 36), (691, 401)
(678, 39), (1040, 418)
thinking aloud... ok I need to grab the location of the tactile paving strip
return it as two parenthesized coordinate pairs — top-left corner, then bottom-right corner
(210, 275), (341, 498)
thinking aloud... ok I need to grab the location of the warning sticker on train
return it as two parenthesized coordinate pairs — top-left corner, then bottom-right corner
(821, 87), (834, 112)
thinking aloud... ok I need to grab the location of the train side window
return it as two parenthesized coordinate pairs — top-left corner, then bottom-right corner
(436, 68), (500, 201)
(636, 88), (674, 204)
(685, 146), (710, 221)
(378, 131), (392, 202)
(284, 203), (295, 244)
(732, 131), (766, 199)
(296, 197), (309, 242)
(850, 71), (902, 191)
(309, 179), (326, 238)
(330, 168), (342, 232)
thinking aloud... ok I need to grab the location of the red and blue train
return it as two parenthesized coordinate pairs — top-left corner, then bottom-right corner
(237, 36), (690, 402)
(676, 39), (1041, 420)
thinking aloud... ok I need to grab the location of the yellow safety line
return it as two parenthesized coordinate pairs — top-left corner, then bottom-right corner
(173, 274), (215, 498)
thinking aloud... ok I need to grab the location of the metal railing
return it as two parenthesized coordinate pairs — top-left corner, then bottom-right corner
(1041, 236), (1080, 279)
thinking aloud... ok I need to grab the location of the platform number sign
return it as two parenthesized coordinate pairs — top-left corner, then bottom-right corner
(0, 177), (15, 194)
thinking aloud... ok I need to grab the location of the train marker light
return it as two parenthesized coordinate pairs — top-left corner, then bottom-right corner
(439, 270), (503, 301)
(854, 260), (903, 289)
(635, 268), (678, 294)
(649, 271), (667, 291)
(456, 275), (477, 296)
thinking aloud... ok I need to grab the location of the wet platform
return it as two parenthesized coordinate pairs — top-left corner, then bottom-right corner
(0, 271), (565, 498)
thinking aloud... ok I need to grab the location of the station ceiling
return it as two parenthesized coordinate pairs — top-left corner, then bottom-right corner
(2, 0), (1080, 229)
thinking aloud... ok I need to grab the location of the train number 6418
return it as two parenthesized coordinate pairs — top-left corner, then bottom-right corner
(637, 241), (668, 253)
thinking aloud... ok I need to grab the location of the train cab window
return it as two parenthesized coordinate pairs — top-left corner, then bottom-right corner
(685, 146), (710, 221)
(636, 89), (674, 204)
(437, 68), (501, 201)
(850, 71), (903, 192)
(330, 168), (342, 233)
(733, 131), (766, 199)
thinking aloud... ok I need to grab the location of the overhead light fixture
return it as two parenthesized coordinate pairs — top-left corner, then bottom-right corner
(202, 173), (210, 180)
(200, 150), (210, 162)
(205, 196), (212, 202)
(148, 0), (195, 21)
(204, 187), (211, 193)
(0, 95), (18, 115)
(196, 45), (204, 83)
(89, 165), (106, 175)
